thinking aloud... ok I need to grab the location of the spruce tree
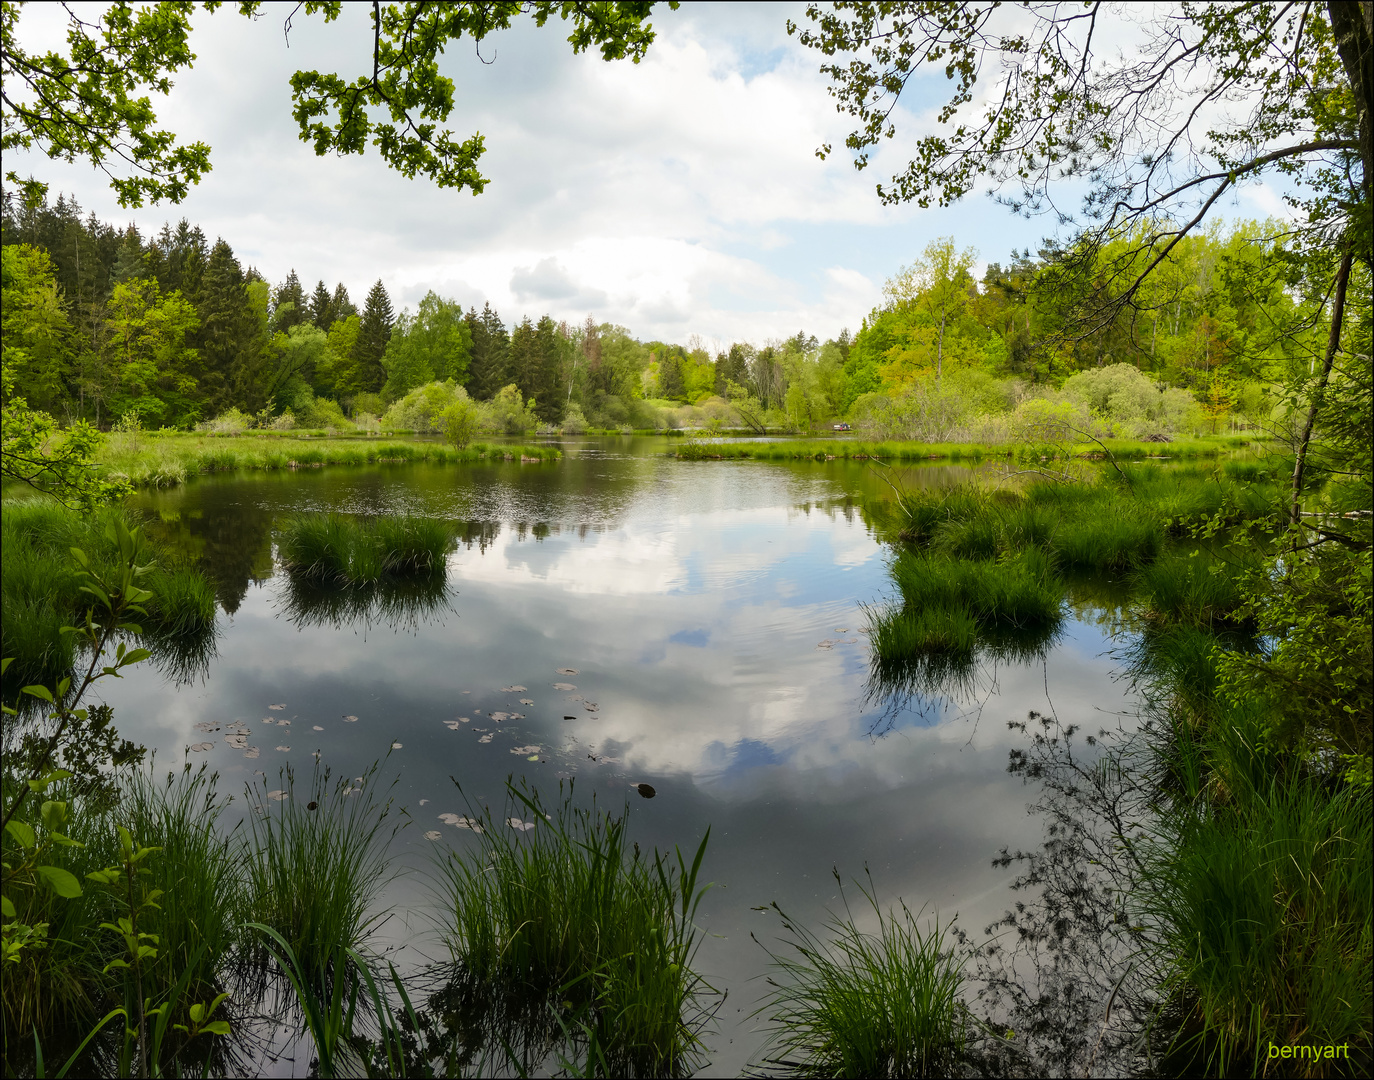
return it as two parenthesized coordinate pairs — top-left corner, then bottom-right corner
(465, 302), (509, 400)
(658, 347), (686, 400)
(331, 283), (357, 322)
(196, 239), (256, 412)
(530, 315), (565, 421)
(507, 316), (538, 405)
(309, 279), (334, 330)
(110, 225), (145, 285)
(353, 279), (395, 394)
(273, 269), (307, 333)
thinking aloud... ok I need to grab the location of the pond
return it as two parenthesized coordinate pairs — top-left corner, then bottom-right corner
(112, 435), (1143, 1076)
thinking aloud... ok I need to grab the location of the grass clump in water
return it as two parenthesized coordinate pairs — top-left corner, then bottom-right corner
(1133, 551), (1254, 629)
(244, 764), (398, 985)
(278, 513), (453, 585)
(438, 781), (714, 1077)
(890, 549), (1065, 630)
(754, 874), (967, 1078)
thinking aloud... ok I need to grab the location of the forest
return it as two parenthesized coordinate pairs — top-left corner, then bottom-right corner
(0, 197), (1316, 443)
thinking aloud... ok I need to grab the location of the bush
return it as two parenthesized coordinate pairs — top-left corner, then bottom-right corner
(195, 407), (253, 434)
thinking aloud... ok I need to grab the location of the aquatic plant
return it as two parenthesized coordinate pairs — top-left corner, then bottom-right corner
(754, 874), (967, 1078)
(1133, 551), (1254, 628)
(890, 550), (1065, 629)
(243, 764), (399, 985)
(278, 513), (454, 585)
(437, 781), (714, 1077)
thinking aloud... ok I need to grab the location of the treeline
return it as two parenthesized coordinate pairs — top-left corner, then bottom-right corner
(1, 194), (1322, 438)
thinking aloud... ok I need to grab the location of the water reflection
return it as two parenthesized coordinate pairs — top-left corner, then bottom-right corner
(276, 574), (455, 634)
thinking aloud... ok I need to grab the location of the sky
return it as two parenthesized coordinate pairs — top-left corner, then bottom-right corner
(8, 2), (1290, 349)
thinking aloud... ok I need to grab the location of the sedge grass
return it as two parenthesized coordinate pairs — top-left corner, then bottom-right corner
(243, 763), (399, 986)
(438, 781), (714, 1077)
(754, 874), (967, 1078)
(1133, 552), (1254, 629)
(890, 550), (1065, 630)
(1, 500), (218, 690)
(1143, 738), (1372, 1076)
(278, 513), (454, 585)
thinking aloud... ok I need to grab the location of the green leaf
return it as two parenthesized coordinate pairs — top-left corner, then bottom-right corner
(200, 1020), (231, 1036)
(4, 821), (36, 849)
(22, 684), (54, 703)
(35, 866), (82, 899)
(1, 896), (15, 918)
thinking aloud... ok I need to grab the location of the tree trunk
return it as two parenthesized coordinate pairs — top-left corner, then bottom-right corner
(1328, 2), (1373, 208)
(936, 313), (945, 382)
(1290, 246), (1354, 527)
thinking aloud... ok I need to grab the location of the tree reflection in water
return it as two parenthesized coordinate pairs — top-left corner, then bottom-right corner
(276, 574), (455, 635)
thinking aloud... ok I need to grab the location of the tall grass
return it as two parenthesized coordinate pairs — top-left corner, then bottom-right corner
(1133, 551), (1255, 628)
(244, 764), (400, 985)
(674, 435), (1240, 463)
(1, 500), (218, 690)
(890, 550), (1065, 629)
(278, 513), (454, 585)
(1142, 723), (1372, 1076)
(754, 875), (967, 1078)
(437, 781), (714, 1077)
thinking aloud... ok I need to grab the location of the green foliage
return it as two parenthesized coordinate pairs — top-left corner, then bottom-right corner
(755, 874), (967, 1078)
(438, 781), (714, 1077)
(278, 512), (453, 585)
(381, 291), (472, 400)
(244, 764), (398, 986)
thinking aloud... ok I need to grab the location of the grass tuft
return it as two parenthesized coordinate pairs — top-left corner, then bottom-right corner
(438, 781), (714, 1077)
(755, 875), (967, 1078)
(278, 513), (453, 585)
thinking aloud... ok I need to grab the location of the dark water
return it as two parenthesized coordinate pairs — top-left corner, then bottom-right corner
(111, 436), (1142, 1076)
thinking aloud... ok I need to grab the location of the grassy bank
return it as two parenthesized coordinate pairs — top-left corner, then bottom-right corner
(96, 433), (561, 489)
(675, 434), (1257, 463)
(0, 500), (218, 689)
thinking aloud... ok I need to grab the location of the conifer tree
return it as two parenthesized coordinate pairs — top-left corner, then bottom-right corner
(110, 226), (145, 285)
(309, 279), (333, 330)
(658, 346), (686, 400)
(196, 239), (257, 412)
(530, 314), (565, 421)
(331, 282), (357, 322)
(272, 269), (307, 333)
(464, 302), (509, 400)
(352, 279), (394, 394)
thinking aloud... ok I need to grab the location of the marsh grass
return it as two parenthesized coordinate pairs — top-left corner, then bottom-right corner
(890, 550), (1065, 630)
(1133, 551), (1255, 628)
(244, 763), (400, 987)
(1144, 724), (1373, 1076)
(754, 874), (967, 1078)
(674, 436), (1240, 463)
(1, 500), (218, 690)
(100, 434), (561, 488)
(278, 513), (454, 585)
(437, 781), (714, 1077)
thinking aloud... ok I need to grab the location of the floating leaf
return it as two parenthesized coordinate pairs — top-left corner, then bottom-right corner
(511, 745), (541, 755)
(556, 668), (579, 675)
(313, 725), (324, 731)
(816, 641), (834, 649)
(507, 817), (536, 831)
(632, 783), (657, 799)
(189, 742), (213, 752)
(243, 747), (260, 759)
(278, 719), (291, 727)
(261, 717), (276, 725)
(553, 683), (576, 691)
(193, 721), (220, 732)
(268, 704), (285, 710)
(424, 830), (442, 841)
(224, 734), (248, 748)
(563, 715), (577, 721)
(443, 720), (463, 730)
(833, 628), (849, 633)
(391, 742), (403, 750)
(519, 698), (534, 706)
(419, 798), (429, 805)
(478, 734), (493, 744)
(307, 801), (319, 811)
(528, 755), (540, 761)
(342, 715), (359, 723)
(490, 711), (511, 722)
(276, 746), (291, 752)
(267, 790), (289, 801)
(500, 685), (527, 693)
(583, 703), (599, 713)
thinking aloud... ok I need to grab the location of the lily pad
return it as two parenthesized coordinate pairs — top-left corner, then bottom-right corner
(189, 742), (213, 752)
(632, 783), (657, 799)
(261, 718), (276, 725)
(501, 685), (527, 693)
(478, 734), (493, 744)
(553, 683), (576, 691)
(511, 745), (541, 755)
(507, 817), (536, 832)
(391, 742), (403, 749)
(564, 715), (578, 721)
(267, 790), (289, 801)
(519, 698), (535, 706)
(268, 704), (285, 710)
(313, 725), (324, 731)
(490, 711), (511, 722)
(342, 715), (359, 723)
(424, 830), (442, 841)
(443, 720), (463, 730)
(556, 668), (579, 675)
(583, 702), (599, 713)
(278, 719), (291, 727)
(419, 798), (429, 805)
(193, 721), (220, 732)
(276, 746), (291, 752)
(243, 747), (260, 759)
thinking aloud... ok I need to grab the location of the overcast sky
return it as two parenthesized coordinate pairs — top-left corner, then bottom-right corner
(10, 2), (1288, 348)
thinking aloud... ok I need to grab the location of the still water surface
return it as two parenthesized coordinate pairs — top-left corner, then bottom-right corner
(111, 437), (1141, 1075)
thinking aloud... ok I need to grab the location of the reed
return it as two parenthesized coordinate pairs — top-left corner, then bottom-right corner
(1134, 552), (1253, 628)
(891, 550), (1065, 629)
(755, 876), (967, 1078)
(1052, 513), (1164, 571)
(437, 781), (713, 1077)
